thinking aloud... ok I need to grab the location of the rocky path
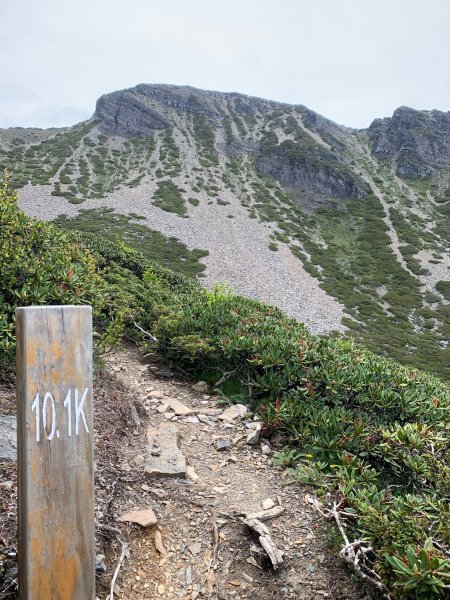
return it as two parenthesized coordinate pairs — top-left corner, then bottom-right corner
(0, 347), (373, 599)
(92, 347), (372, 600)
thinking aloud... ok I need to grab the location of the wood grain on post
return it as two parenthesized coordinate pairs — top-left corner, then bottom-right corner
(16, 305), (95, 600)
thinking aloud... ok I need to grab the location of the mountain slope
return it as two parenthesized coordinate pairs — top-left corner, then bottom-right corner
(1, 84), (449, 379)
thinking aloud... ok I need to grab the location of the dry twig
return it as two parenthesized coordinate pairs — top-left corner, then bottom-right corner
(133, 320), (158, 342)
(212, 520), (220, 569)
(110, 537), (128, 600)
(243, 515), (284, 569)
(328, 500), (392, 598)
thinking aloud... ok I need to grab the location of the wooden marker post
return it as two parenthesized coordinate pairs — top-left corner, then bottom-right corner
(16, 305), (95, 600)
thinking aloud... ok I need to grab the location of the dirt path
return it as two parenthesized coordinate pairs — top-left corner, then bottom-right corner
(94, 347), (373, 600)
(0, 347), (373, 599)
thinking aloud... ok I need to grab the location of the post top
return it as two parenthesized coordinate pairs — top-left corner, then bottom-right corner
(16, 305), (92, 315)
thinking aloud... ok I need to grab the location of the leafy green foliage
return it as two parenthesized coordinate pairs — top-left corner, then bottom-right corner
(385, 538), (450, 598)
(152, 180), (187, 216)
(2, 167), (450, 596)
(53, 207), (208, 277)
(0, 174), (116, 356)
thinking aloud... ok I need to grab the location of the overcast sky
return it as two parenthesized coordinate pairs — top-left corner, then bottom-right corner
(1, 0), (449, 129)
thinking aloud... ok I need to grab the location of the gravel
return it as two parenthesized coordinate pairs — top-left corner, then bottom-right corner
(18, 181), (345, 335)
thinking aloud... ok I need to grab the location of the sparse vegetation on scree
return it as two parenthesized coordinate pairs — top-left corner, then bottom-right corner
(53, 207), (208, 278)
(1, 176), (449, 598)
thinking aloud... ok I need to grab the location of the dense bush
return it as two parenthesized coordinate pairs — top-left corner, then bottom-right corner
(0, 175), (101, 358)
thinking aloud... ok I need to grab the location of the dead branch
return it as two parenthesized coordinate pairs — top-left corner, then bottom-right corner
(96, 523), (122, 535)
(245, 506), (285, 522)
(243, 515), (284, 569)
(154, 530), (167, 558)
(212, 520), (220, 569)
(133, 320), (158, 342)
(213, 365), (242, 388)
(329, 501), (392, 598)
(110, 537), (128, 600)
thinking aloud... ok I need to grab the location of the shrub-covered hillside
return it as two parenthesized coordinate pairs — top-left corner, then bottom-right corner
(1, 177), (449, 598)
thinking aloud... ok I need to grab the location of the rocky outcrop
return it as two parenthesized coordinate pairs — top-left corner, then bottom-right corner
(256, 132), (367, 206)
(368, 106), (450, 178)
(95, 89), (170, 136)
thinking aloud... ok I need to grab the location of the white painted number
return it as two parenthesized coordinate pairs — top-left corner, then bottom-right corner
(64, 389), (72, 436)
(31, 388), (90, 442)
(42, 392), (56, 440)
(31, 393), (40, 443)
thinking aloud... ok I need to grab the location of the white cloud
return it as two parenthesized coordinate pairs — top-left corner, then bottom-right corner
(1, 0), (449, 128)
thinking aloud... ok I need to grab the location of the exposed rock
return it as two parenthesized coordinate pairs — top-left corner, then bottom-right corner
(256, 128), (367, 208)
(0, 416), (17, 462)
(160, 398), (193, 416)
(188, 542), (202, 555)
(262, 498), (275, 510)
(218, 404), (248, 422)
(95, 89), (170, 137)
(216, 439), (231, 451)
(192, 381), (210, 393)
(246, 424), (261, 445)
(145, 423), (187, 478)
(186, 465), (199, 481)
(368, 106), (450, 178)
(129, 403), (141, 427)
(117, 508), (158, 527)
(185, 416), (200, 424)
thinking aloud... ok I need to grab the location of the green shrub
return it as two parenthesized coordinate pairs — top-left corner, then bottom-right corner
(0, 174), (118, 356)
(152, 181), (187, 216)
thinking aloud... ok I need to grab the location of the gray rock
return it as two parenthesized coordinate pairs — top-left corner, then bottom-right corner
(246, 424), (261, 445)
(160, 398), (193, 416)
(95, 90), (170, 137)
(368, 106), (450, 178)
(216, 439), (231, 451)
(192, 381), (210, 393)
(0, 415), (17, 462)
(261, 444), (272, 455)
(218, 404), (248, 422)
(145, 423), (186, 478)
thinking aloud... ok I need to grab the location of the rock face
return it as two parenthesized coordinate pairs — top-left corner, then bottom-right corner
(93, 83), (369, 207)
(95, 89), (170, 136)
(0, 415), (17, 462)
(368, 106), (450, 178)
(255, 138), (367, 205)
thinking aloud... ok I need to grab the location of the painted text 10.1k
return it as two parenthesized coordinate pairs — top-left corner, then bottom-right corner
(31, 387), (90, 442)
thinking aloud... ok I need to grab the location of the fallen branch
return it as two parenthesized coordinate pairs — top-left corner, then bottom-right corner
(243, 515), (284, 569)
(213, 365), (242, 388)
(245, 506), (285, 522)
(96, 523), (122, 535)
(329, 501), (392, 598)
(110, 537), (128, 600)
(154, 530), (167, 558)
(133, 320), (158, 342)
(212, 520), (220, 569)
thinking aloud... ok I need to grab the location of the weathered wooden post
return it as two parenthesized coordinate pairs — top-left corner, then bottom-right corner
(16, 305), (95, 600)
